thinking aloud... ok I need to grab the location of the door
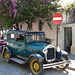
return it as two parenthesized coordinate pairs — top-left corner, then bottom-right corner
(15, 33), (26, 57)
(64, 27), (72, 53)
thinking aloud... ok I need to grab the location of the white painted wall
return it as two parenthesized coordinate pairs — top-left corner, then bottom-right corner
(19, 20), (63, 49)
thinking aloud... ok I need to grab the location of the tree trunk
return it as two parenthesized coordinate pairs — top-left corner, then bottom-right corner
(27, 18), (33, 30)
(1, 27), (3, 34)
(28, 23), (32, 30)
(13, 24), (19, 30)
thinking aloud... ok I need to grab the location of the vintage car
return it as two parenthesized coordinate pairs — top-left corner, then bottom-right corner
(3, 30), (70, 75)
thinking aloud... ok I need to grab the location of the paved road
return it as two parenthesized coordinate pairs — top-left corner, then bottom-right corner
(0, 53), (75, 75)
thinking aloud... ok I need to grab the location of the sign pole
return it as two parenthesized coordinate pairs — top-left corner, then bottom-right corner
(52, 13), (63, 47)
(56, 25), (58, 47)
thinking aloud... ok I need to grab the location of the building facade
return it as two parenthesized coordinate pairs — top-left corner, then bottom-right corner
(18, 11), (75, 54)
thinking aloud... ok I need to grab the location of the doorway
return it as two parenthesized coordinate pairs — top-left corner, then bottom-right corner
(64, 27), (72, 53)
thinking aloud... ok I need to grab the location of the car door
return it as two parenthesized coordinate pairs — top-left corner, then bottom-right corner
(15, 33), (26, 57)
(7, 33), (17, 54)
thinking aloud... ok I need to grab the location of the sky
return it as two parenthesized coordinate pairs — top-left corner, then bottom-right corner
(58, 0), (74, 7)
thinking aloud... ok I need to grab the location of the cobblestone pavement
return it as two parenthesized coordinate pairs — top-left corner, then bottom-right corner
(0, 53), (75, 75)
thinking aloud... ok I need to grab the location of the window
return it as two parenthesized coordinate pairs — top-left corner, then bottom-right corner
(26, 35), (44, 43)
(16, 34), (24, 42)
(20, 25), (22, 30)
(8, 34), (15, 41)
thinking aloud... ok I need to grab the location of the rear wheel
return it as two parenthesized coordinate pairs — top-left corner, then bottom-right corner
(57, 56), (69, 69)
(4, 50), (11, 63)
(29, 58), (43, 75)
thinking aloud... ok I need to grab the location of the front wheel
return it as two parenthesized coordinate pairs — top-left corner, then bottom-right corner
(4, 50), (11, 63)
(57, 56), (69, 70)
(29, 58), (43, 75)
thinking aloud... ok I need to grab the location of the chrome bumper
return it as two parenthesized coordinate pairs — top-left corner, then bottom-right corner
(43, 60), (71, 69)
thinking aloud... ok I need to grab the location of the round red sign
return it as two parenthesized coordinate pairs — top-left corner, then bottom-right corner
(52, 13), (63, 25)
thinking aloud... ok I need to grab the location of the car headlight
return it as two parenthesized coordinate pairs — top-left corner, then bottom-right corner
(57, 46), (61, 52)
(43, 49), (47, 54)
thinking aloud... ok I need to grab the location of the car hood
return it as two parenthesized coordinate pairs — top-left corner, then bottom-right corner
(27, 43), (48, 50)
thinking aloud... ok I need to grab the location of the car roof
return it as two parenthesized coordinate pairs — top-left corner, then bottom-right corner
(7, 30), (45, 35)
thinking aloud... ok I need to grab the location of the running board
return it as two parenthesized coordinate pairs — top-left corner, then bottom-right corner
(10, 58), (26, 64)
(43, 60), (71, 69)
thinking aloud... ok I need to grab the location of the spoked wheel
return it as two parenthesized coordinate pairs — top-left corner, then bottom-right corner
(4, 50), (11, 63)
(57, 56), (69, 70)
(29, 58), (43, 75)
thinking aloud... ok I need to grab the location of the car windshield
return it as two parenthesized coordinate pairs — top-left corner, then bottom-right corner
(26, 35), (45, 43)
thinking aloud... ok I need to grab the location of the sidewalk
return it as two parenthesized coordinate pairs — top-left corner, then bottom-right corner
(68, 54), (75, 70)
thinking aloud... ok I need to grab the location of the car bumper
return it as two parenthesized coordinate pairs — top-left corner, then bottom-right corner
(43, 60), (71, 69)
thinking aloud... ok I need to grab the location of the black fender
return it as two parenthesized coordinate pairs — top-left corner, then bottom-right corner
(34, 54), (44, 62)
(27, 54), (44, 63)
(56, 50), (68, 61)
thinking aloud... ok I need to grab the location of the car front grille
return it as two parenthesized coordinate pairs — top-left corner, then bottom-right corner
(47, 48), (55, 60)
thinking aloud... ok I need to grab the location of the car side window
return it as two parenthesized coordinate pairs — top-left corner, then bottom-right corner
(8, 34), (15, 41)
(16, 34), (24, 42)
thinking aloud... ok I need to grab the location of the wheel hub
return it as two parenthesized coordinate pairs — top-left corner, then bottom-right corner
(34, 63), (39, 70)
(5, 51), (9, 61)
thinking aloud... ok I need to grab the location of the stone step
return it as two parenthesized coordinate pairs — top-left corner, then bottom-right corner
(10, 57), (26, 64)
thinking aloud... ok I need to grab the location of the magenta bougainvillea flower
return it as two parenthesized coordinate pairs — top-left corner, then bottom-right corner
(3, 0), (6, 2)
(12, 0), (17, 8)
(9, 14), (12, 16)
(43, 0), (47, 1)
(9, 10), (11, 13)
(0, 0), (17, 18)
(14, 8), (17, 18)
(42, 0), (48, 3)
(0, 11), (1, 13)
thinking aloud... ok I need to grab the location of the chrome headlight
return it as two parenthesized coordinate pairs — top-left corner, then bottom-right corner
(57, 46), (61, 52)
(43, 49), (47, 54)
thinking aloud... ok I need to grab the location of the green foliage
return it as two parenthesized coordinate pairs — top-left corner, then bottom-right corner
(16, 0), (59, 30)
(0, 0), (60, 30)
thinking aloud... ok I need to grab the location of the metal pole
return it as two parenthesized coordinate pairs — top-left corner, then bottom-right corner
(56, 25), (58, 47)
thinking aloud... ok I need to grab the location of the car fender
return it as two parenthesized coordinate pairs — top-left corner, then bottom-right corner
(27, 54), (44, 63)
(56, 50), (68, 61)
(4, 46), (12, 57)
(34, 54), (44, 62)
(61, 50), (68, 56)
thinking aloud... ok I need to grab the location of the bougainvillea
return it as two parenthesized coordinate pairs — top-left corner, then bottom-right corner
(0, 0), (59, 30)
(0, 0), (17, 18)
(42, 0), (48, 3)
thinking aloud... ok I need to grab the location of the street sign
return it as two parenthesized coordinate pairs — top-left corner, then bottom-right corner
(52, 13), (63, 47)
(52, 13), (63, 25)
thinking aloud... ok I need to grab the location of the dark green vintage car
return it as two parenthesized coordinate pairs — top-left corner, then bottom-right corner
(4, 30), (70, 75)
